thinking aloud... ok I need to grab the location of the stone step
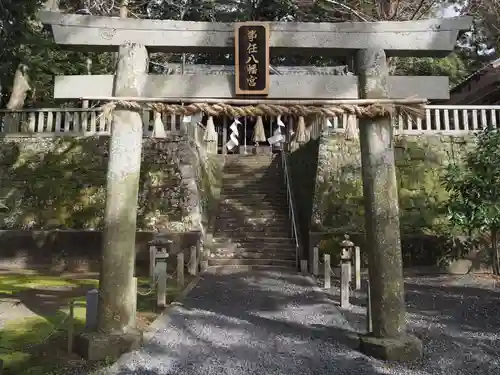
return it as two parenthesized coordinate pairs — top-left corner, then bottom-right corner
(225, 159), (277, 163)
(224, 162), (275, 168)
(215, 218), (289, 227)
(218, 203), (287, 211)
(209, 251), (296, 260)
(218, 209), (288, 218)
(214, 225), (289, 234)
(221, 191), (285, 197)
(207, 258), (296, 267)
(218, 208), (288, 217)
(216, 213), (289, 222)
(212, 245), (296, 255)
(216, 208), (287, 216)
(221, 185), (284, 192)
(220, 193), (287, 200)
(218, 201), (288, 209)
(221, 182), (284, 188)
(212, 243), (295, 252)
(223, 167), (280, 173)
(213, 235), (295, 245)
(219, 198), (287, 206)
(222, 174), (282, 181)
(223, 167), (281, 172)
(206, 264), (297, 274)
(213, 231), (293, 245)
(218, 210), (288, 218)
(222, 181), (284, 186)
(221, 185), (285, 192)
(224, 154), (275, 160)
(225, 158), (275, 164)
(220, 195), (287, 202)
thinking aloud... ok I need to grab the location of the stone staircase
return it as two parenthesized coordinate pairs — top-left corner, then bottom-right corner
(209, 154), (297, 269)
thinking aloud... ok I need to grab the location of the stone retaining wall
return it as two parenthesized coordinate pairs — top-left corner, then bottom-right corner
(289, 133), (477, 267)
(0, 135), (222, 272)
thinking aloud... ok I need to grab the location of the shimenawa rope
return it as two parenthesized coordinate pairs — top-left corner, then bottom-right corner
(101, 100), (425, 120)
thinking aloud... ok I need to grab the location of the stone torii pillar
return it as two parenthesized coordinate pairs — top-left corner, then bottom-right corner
(75, 43), (146, 360)
(355, 49), (420, 359)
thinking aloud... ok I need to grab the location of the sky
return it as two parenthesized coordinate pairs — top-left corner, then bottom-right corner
(440, 5), (459, 18)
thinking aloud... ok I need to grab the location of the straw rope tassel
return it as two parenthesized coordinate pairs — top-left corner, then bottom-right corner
(152, 111), (166, 138)
(203, 115), (217, 142)
(304, 117), (312, 142)
(253, 115), (266, 144)
(296, 116), (307, 143)
(344, 114), (358, 140)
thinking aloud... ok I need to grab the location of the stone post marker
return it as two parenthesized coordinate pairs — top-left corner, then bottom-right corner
(355, 48), (422, 360)
(75, 43), (146, 361)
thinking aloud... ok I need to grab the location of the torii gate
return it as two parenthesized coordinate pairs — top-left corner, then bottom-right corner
(39, 9), (471, 362)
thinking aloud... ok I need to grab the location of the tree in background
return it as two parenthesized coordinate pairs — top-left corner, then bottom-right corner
(0, 0), (486, 105)
(460, 0), (500, 54)
(442, 128), (500, 275)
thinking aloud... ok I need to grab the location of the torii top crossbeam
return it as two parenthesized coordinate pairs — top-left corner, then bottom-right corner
(38, 11), (471, 58)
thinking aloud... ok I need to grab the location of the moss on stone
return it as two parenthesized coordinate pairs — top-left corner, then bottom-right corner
(290, 133), (473, 266)
(0, 137), (194, 231)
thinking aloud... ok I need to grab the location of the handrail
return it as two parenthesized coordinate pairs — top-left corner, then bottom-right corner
(281, 150), (301, 269)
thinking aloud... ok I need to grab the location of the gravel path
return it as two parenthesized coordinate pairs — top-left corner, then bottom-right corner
(319, 273), (500, 375)
(100, 270), (500, 375)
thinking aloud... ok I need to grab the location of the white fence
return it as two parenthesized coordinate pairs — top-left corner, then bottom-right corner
(0, 108), (185, 137)
(325, 105), (500, 136)
(1, 106), (499, 143)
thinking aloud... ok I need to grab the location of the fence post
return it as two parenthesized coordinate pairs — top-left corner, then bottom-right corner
(131, 277), (138, 325)
(300, 259), (308, 274)
(149, 245), (156, 287)
(177, 252), (184, 287)
(67, 300), (75, 354)
(85, 289), (98, 330)
(157, 261), (167, 307)
(312, 246), (319, 276)
(367, 275), (372, 333)
(324, 254), (331, 289)
(200, 259), (209, 272)
(196, 238), (202, 272)
(340, 261), (351, 308)
(189, 246), (197, 276)
(354, 246), (361, 290)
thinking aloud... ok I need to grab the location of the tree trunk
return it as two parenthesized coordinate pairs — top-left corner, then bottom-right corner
(6, 64), (30, 110)
(120, 0), (128, 18)
(4, 64), (31, 133)
(491, 228), (500, 275)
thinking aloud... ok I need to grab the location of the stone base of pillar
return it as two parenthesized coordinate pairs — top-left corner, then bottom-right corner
(74, 329), (143, 361)
(359, 333), (423, 361)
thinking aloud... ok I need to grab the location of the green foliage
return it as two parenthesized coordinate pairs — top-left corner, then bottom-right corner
(443, 128), (500, 233)
(443, 128), (500, 274)
(394, 53), (470, 87)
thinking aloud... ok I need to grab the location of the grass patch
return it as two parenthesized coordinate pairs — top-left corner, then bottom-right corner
(0, 272), (191, 375)
(0, 274), (97, 296)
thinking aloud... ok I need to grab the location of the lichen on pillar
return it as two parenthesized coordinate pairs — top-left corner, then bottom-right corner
(98, 43), (148, 335)
(355, 48), (422, 361)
